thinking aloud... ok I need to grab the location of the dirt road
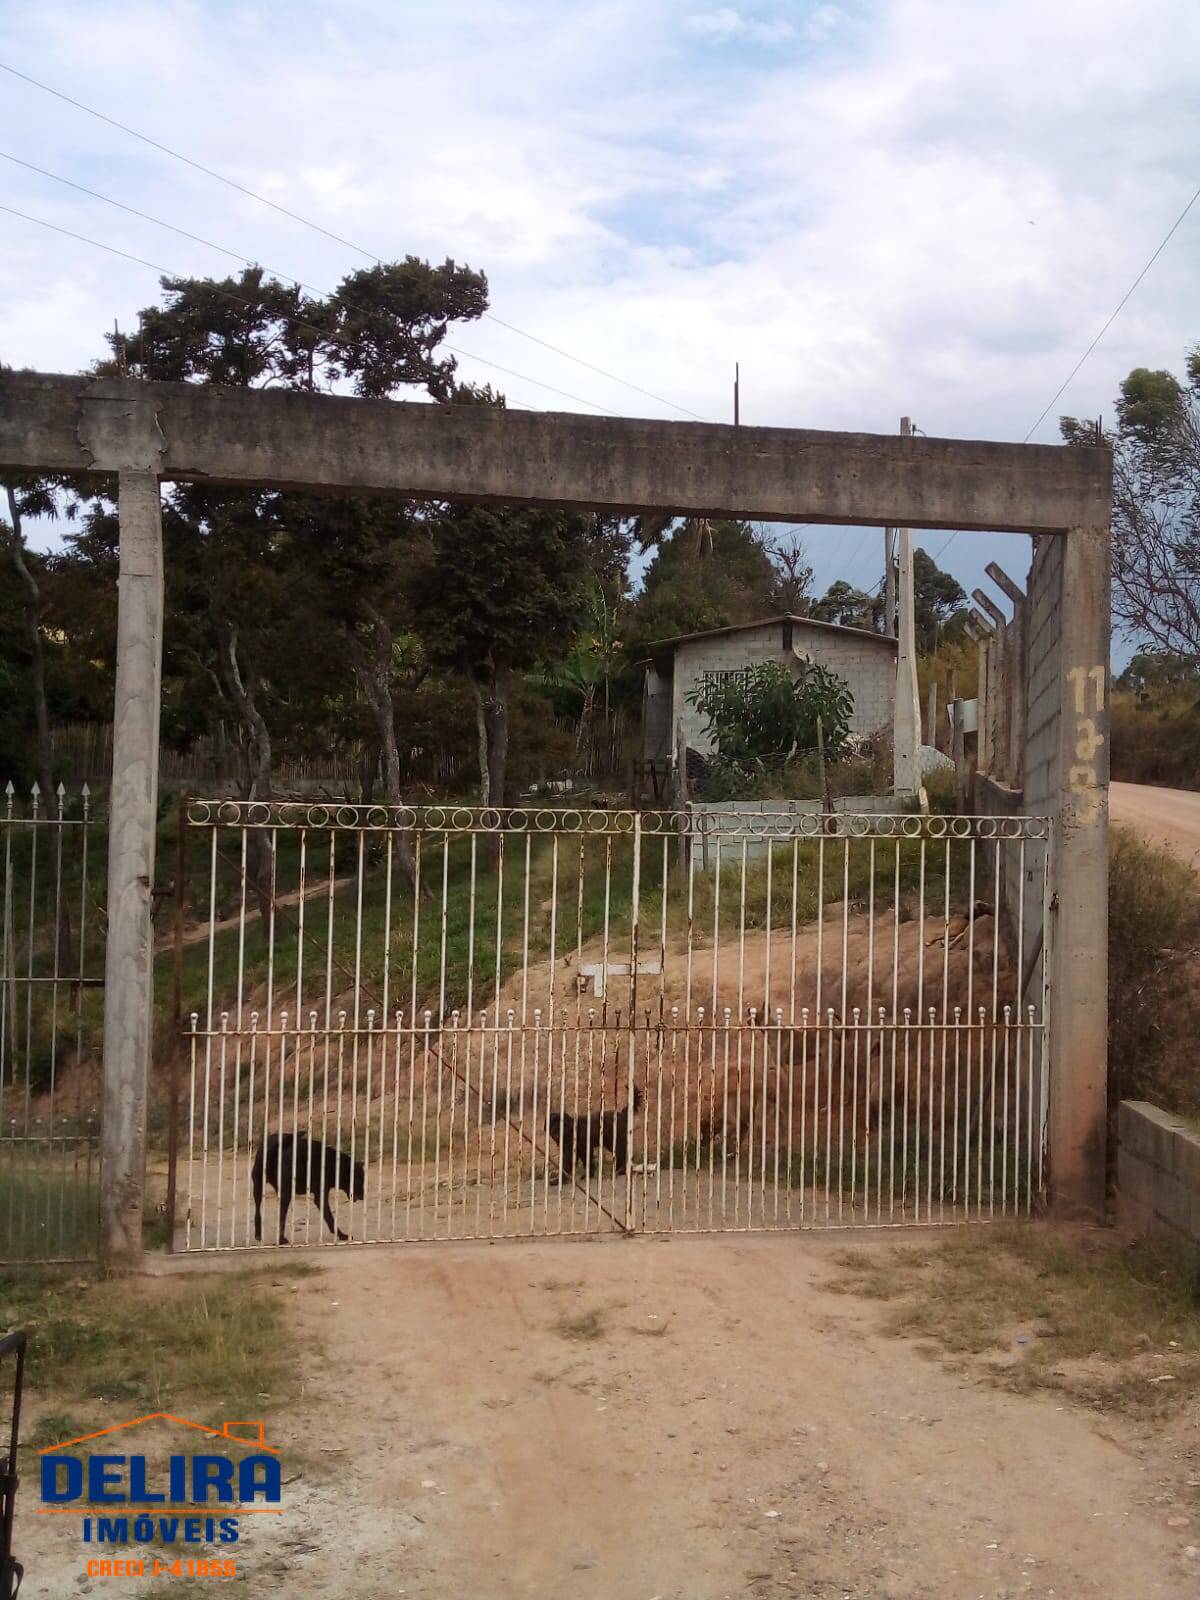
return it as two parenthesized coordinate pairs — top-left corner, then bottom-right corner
(1111, 780), (1200, 869)
(211, 1231), (1189, 1599)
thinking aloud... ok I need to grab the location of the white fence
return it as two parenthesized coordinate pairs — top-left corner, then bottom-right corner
(175, 801), (1052, 1250)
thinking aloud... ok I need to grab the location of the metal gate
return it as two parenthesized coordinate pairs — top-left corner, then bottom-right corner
(0, 785), (102, 1263)
(175, 800), (1051, 1250)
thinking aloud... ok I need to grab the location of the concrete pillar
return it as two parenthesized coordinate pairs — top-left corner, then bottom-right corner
(893, 527), (921, 794)
(1049, 522), (1110, 1218)
(100, 470), (164, 1268)
(883, 527), (896, 635)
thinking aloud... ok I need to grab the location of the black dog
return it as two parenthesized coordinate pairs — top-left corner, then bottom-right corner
(252, 1131), (366, 1244)
(546, 1084), (643, 1181)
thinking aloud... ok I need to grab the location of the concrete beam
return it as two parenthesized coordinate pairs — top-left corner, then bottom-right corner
(0, 371), (1112, 534)
(985, 560), (1026, 607)
(967, 608), (994, 636)
(972, 588), (1007, 629)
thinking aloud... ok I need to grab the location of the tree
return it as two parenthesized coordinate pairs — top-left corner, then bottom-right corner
(628, 519), (776, 645)
(809, 579), (880, 631)
(410, 505), (590, 806)
(1116, 649), (1200, 694)
(764, 532), (815, 613)
(911, 547), (967, 650)
(687, 658), (853, 768)
(1062, 349), (1200, 660)
(531, 577), (627, 773)
(0, 475), (59, 800)
(111, 261), (489, 766)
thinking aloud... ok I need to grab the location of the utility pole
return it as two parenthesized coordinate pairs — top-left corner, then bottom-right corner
(893, 416), (923, 798)
(883, 526), (896, 636)
(733, 362), (740, 426)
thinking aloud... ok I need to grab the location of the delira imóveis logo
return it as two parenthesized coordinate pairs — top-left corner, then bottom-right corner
(39, 1412), (283, 1560)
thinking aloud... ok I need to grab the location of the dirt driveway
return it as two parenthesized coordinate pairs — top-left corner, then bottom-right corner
(224, 1229), (1188, 1600)
(1111, 780), (1200, 870)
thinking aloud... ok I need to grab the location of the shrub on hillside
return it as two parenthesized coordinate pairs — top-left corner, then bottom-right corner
(1109, 827), (1200, 1118)
(1111, 689), (1200, 790)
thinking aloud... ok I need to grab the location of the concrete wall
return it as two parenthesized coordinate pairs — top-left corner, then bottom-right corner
(671, 620), (896, 755)
(1118, 1101), (1200, 1255)
(1016, 537), (1063, 1015)
(1024, 537), (1064, 821)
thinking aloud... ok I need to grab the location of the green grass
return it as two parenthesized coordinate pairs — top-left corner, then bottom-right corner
(552, 1306), (609, 1342)
(0, 1163), (98, 1262)
(829, 1227), (1200, 1413)
(2, 1262), (315, 1416)
(169, 814), (982, 1025)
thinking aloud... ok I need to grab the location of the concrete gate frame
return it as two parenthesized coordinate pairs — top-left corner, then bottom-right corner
(0, 372), (1112, 1266)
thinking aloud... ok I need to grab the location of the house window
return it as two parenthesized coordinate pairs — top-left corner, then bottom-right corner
(698, 668), (753, 693)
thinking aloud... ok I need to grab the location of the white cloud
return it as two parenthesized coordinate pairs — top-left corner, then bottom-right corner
(686, 7), (748, 40)
(1, 0), (1198, 619)
(685, 6), (797, 43)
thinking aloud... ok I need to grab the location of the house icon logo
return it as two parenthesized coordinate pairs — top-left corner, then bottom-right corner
(38, 1411), (285, 1575)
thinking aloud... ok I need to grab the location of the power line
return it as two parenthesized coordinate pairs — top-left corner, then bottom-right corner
(0, 200), (617, 414)
(936, 176), (1200, 565)
(0, 59), (711, 423)
(0, 149), (301, 278)
(1023, 177), (1200, 444)
(0, 202), (548, 408)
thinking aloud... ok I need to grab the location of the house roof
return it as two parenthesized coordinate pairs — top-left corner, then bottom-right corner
(642, 613), (898, 666)
(39, 1412), (278, 1454)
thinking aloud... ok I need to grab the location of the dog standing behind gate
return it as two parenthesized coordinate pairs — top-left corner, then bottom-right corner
(546, 1084), (644, 1180)
(252, 1131), (366, 1244)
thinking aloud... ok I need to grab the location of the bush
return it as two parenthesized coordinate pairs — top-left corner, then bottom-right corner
(1111, 688), (1200, 789)
(1108, 827), (1200, 1117)
(687, 658), (853, 772)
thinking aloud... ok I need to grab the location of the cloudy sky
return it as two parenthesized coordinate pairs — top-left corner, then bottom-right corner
(1, 0), (1198, 634)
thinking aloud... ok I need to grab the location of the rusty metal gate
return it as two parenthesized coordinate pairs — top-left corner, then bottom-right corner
(173, 800), (1051, 1251)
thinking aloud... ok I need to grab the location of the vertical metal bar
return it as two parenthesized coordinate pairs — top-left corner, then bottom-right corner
(333, 1014), (346, 1243)
(499, 1009), (514, 1234)
(166, 795), (188, 1252)
(390, 1008), (404, 1242)
(185, 1013), (198, 1250)
(786, 837), (799, 1226)
(914, 839), (926, 1222)
(421, 1010), (433, 1239)
(0, 786), (15, 1151)
(989, 837), (1001, 1217)
(625, 815), (642, 1230)
(215, 1014), (228, 1247)
(965, 838), (977, 1215)
(244, 1013), (258, 1247)
(360, 1010), (375, 1243)
(303, 1011), (316, 1245)
(952, 1006), (962, 1213)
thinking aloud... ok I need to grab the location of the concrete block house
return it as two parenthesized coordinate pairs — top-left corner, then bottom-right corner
(640, 613), (897, 767)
